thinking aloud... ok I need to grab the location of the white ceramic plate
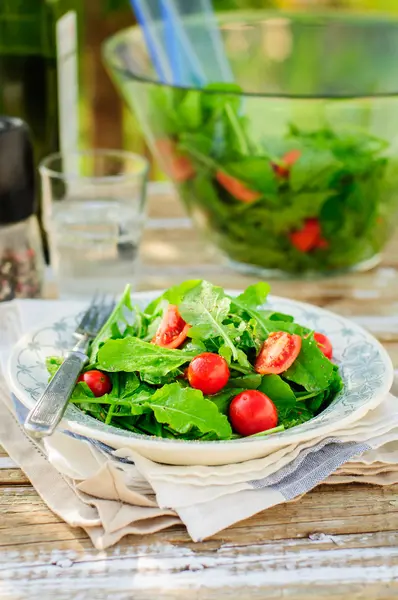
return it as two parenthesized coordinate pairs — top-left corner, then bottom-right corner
(8, 291), (393, 465)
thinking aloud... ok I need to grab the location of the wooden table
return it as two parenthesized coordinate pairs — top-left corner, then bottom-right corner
(2, 184), (398, 599)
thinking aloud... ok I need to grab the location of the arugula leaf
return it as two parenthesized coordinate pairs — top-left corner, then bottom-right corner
(163, 279), (202, 305)
(306, 392), (326, 413)
(258, 374), (297, 418)
(89, 285), (133, 362)
(97, 337), (196, 376)
(71, 381), (95, 401)
(119, 373), (140, 398)
(126, 383), (232, 439)
(261, 311), (295, 323)
(178, 91), (203, 130)
(69, 381), (111, 420)
(178, 132), (214, 157)
(179, 280), (238, 360)
(254, 318), (310, 338)
(235, 349), (254, 372)
(223, 158), (277, 195)
(289, 147), (342, 192)
(227, 373), (262, 389)
(219, 344), (233, 364)
(234, 282), (270, 310)
(46, 356), (63, 379)
(283, 336), (335, 392)
(280, 406), (315, 429)
(209, 388), (242, 415)
(247, 425), (285, 438)
(201, 82), (242, 116)
(229, 283), (272, 337)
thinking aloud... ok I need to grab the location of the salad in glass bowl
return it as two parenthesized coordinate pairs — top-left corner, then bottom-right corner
(104, 12), (398, 277)
(46, 280), (343, 441)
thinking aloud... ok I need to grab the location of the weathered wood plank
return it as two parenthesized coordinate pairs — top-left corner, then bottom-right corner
(2, 529), (398, 600)
(2, 484), (398, 547)
(0, 469), (29, 485)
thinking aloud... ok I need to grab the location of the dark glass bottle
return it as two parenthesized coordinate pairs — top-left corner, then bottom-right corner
(0, 117), (44, 300)
(0, 0), (81, 166)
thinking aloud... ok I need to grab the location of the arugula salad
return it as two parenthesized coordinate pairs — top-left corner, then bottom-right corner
(149, 83), (398, 274)
(47, 280), (343, 441)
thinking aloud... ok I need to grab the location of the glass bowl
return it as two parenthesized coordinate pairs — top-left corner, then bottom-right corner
(103, 11), (398, 278)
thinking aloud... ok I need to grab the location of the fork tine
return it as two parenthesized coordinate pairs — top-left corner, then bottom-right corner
(76, 292), (116, 338)
(92, 294), (110, 333)
(97, 296), (116, 330)
(77, 292), (98, 332)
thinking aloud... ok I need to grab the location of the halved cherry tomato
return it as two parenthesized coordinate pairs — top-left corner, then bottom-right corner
(255, 331), (302, 375)
(284, 149), (302, 166)
(229, 390), (278, 436)
(155, 138), (195, 182)
(272, 149), (301, 179)
(314, 332), (333, 360)
(187, 352), (230, 395)
(78, 370), (112, 398)
(216, 170), (262, 203)
(290, 218), (323, 252)
(152, 305), (190, 349)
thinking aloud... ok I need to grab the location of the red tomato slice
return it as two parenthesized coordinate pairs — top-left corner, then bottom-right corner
(289, 218), (322, 252)
(187, 352), (230, 395)
(272, 149), (301, 179)
(313, 332), (333, 360)
(283, 149), (302, 166)
(78, 370), (112, 398)
(229, 390), (278, 436)
(155, 138), (195, 182)
(255, 331), (302, 375)
(216, 170), (262, 203)
(152, 304), (190, 349)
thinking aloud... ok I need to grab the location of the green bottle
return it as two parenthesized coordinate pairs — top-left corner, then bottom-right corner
(0, 0), (81, 165)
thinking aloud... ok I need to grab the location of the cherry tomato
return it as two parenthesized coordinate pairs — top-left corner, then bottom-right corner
(229, 390), (278, 436)
(78, 370), (112, 398)
(313, 332), (333, 360)
(216, 170), (262, 203)
(155, 138), (195, 182)
(255, 331), (302, 375)
(272, 149), (301, 179)
(289, 218), (323, 252)
(187, 352), (230, 395)
(152, 304), (190, 349)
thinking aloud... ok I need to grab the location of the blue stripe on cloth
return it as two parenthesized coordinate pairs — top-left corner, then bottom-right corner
(11, 393), (134, 465)
(250, 438), (371, 500)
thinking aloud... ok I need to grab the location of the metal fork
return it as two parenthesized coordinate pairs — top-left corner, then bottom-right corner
(24, 293), (115, 439)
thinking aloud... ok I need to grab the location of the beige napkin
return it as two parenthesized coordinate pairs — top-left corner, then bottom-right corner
(0, 378), (181, 548)
(1, 299), (398, 549)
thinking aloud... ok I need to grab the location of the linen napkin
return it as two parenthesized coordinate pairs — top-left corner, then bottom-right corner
(1, 299), (398, 549)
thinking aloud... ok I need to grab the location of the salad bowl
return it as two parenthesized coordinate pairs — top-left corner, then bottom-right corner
(8, 290), (393, 465)
(104, 12), (398, 278)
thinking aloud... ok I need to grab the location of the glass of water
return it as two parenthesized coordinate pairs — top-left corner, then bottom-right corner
(40, 149), (148, 298)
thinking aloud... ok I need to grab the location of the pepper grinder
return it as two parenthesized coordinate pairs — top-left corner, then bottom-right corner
(0, 117), (44, 300)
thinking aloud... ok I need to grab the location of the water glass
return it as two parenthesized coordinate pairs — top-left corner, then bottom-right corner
(40, 149), (148, 298)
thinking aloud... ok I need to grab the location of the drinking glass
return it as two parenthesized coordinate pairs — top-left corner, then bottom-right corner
(40, 149), (148, 298)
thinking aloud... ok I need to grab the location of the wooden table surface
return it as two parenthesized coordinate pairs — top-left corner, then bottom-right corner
(2, 184), (398, 599)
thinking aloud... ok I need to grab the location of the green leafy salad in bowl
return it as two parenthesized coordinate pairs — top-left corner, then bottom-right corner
(47, 280), (343, 441)
(148, 84), (398, 277)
